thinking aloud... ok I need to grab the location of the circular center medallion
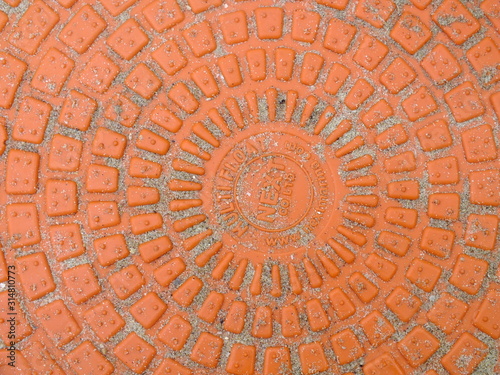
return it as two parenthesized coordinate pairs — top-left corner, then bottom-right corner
(234, 152), (313, 232)
(206, 125), (337, 256)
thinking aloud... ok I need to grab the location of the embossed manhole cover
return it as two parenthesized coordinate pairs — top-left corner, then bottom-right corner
(0, 0), (499, 374)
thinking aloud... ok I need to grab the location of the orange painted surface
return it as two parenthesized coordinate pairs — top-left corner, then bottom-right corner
(0, 0), (499, 374)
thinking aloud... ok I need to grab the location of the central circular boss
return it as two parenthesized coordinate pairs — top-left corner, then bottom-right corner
(208, 128), (334, 252)
(233, 152), (313, 232)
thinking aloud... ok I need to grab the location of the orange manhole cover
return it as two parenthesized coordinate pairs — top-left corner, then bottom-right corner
(0, 0), (499, 374)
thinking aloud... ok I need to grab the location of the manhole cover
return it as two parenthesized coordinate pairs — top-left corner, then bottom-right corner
(0, 0), (499, 374)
